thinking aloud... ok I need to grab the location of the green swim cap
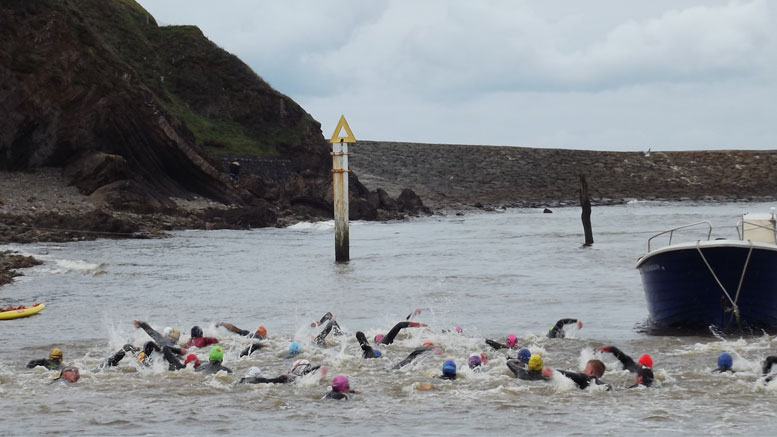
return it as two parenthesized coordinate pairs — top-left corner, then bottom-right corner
(209, 345), (224, 362)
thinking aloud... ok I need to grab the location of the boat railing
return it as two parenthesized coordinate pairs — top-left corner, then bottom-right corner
(736, 220), (777, 244)
(647, 221), (712, 252)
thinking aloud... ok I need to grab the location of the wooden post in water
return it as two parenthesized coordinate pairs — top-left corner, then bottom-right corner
(330, 115), (356, 262)
(580, 174), (594, 246)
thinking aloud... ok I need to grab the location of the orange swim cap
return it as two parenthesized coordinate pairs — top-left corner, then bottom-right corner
(423, 341), (433, 347)
(256, 325), (267, 338)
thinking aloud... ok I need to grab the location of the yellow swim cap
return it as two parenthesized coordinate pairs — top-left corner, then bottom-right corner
(49, 348), (63, 361)
(137, 352), (147, 363)
(168, 328), (180, 342)
(528, 354), (543, 371)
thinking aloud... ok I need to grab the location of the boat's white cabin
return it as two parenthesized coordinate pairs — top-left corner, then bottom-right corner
(741, 208), (777, 244)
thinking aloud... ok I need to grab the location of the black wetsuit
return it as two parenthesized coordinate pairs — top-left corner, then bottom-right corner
(506, 360), (545, 381)
(356, 331), (382, 359)
(196, 360), (233, 375)
(136, 321), (177, 348)
(102, 344), (139, 368)
(606, 346), (641, 373)
(240, 375), (289, 384)
(240, 342), (266, 357)
(547, 319), (579, 338)
(162, 346), (191, 371)
(713, 365), (735, 373)
(378, 321), (420, 345)
(26, 358), (62, 370)
(392, 346), (434, 370)
(325, 390), (355, 400)
(485, 339), (514, 350)
(315, 319), (342, 346)
(317, 312), (344, 336)
(762, 356), (777, 375)
(557, 370), (610, 390)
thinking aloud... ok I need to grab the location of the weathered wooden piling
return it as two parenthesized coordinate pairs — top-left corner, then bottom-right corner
(330, 115), (356, 262)
(580, 174), (594, 246)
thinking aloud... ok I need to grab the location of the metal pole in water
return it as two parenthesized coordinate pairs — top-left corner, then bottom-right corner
(329, 115), (356, 262)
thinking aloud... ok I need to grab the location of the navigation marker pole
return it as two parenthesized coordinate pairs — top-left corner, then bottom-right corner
(329, 115), (356, 262)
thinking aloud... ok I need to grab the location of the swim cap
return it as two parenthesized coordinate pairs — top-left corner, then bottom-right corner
(468, 353), (482, 368)
(191, 326), (203, 338)
(332, 375), (350, 392)
(505, 334), (517, 348)
(528, 354), (543, 371)
(168, 328), (181, 342)
(289, 342), (302, 356)
(374, 334), (385, 343)
(638, 354), (653, 368)
(442, 360), (457, 376)
(209, 345), (224, 362)
(137, 352), (147, 363)
(163, 327), (172, 336)
(61, 366), (80, 383)
(291, 359), (311, 376)
(718, 352), (733, 368)
(454, 325), (463, 334)
(423, 341), (434, 347)
(373, 349), (382, 358)
(49, 348), (63, 361)
(246, 366), (262, 379)
(256, 325), (267, 338)
(184, 354), (200, 368)
(517, 348), (531, 364)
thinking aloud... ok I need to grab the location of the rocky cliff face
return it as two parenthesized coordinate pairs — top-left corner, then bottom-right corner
(0, 0), (420, 229)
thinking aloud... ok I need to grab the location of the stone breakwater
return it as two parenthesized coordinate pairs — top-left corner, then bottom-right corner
(349, 141), (777, 210)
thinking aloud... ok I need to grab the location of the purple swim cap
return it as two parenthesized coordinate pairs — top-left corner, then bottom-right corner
(505, 334), (517, 347)
(332, 375), (350, 392)
(374, 334), (384, 343)
(468, 353), (482, 368)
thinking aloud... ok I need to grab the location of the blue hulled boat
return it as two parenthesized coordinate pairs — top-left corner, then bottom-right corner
(636, 209), (777, 331)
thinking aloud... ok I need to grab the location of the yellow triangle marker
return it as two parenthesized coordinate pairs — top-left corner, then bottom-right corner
(329, 115), (357, 143)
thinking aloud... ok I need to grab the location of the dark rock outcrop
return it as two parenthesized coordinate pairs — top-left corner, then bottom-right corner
(63, 152), (129, 195)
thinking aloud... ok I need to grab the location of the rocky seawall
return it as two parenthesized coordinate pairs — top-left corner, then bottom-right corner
(350, 141), (777, 210)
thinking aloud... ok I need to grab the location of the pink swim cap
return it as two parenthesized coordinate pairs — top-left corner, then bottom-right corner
(505, 334), (517, 347)
(374, 334), (384, 343)
(332, 375), (350, 392)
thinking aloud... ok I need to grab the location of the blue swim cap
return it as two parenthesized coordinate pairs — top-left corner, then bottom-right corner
(442, 360), (456, 376)
(289, 342), (302, 356)
(718, 352), (733, 367)
(373, 349), (382, 358)
(517, 348), (531, 364)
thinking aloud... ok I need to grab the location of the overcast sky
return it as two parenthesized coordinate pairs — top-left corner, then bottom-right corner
(136, 1), (776, 151)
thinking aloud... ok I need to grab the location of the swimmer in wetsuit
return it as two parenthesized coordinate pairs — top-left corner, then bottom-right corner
(239, 366), (290, 384)
(596, 346), (653, 386)
(325, 375), (360, 400)
(373, 321), (428, 346)
(628, 367), (654, 388)
(183, 326), (218, 349)
(714, 352), (735, 373)
(195, 345), (232, 375)
(547, 318), (582, 338)
(356, 331), (383, 358)
(217, 322), (268, 356)
(439, 360), (457, 380)
(133, 320), (180, 348)
(543, 359), (610, 390)
(508, 353), (546, 381)
(392, 342), (439, 370)
(26, 348), (63, 370)
(101, 344), (140, 368)
(311, 312), (344, 336)
(486, 334), (518, 350)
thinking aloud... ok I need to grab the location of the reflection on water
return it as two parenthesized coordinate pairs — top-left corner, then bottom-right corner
(1, 202), (776, 435)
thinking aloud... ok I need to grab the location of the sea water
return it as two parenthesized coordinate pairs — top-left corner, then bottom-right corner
(1, 201), (776, 435)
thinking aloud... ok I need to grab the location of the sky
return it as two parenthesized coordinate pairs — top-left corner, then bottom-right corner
(136, 0), (776, 151)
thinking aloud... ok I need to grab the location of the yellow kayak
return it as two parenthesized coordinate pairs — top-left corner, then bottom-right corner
(0, 303), (45, 320)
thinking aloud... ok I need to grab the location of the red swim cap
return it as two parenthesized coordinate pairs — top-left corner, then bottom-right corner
(638, 354), (653, 368)
(185, 354), (200, 368)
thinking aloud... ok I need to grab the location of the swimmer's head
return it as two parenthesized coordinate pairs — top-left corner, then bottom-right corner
(454, 325), (463, 334)
(163, 327), (172, 337)
(442, 360), (457, 376)
(209, 345), (224, 362)
(718, 352), (733, 368)
(505, 334), (517, 348)
(184, 354), (200, 368)
(636, 366), (654, 387)
(49, 348), (63, 362)
(167, 328), (180, 343)
(191, 326), (203, 338)
(584, 359), (606, 378)
(246, 366), (262, 379)
(255, 325), (267, 339)
(423, 341), (434, 347)
(291, 359), (311, 376)
(468, 353), (482, 368)
(288, 342), (302, 356)
(528, 354), (544, 371)
(638, 354), (653, 368)
(374, 334), (384, 343)
(137, 352), (147, 363)
(60, 366), (80, 383)
(332, 375), (350, 392)
(517, 348), (532, 364)
(373, 349), (382, 358)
